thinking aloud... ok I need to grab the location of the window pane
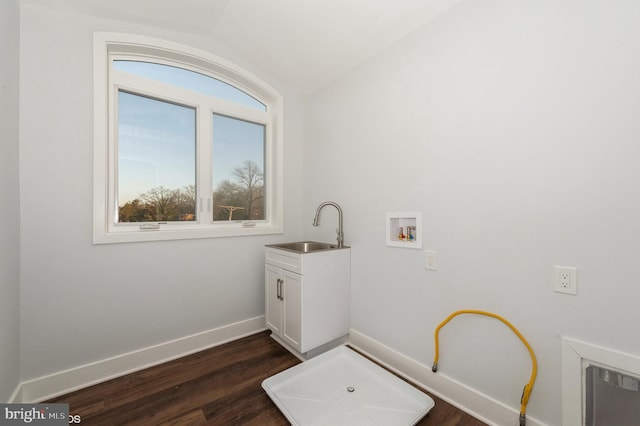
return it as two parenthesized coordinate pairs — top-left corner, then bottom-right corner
(212, 114), (266, 221)
(114, 60), (266, 111)
(117, 91), (196, 223)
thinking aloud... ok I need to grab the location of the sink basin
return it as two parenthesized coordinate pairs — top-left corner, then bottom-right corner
(267, 241), (346, 253)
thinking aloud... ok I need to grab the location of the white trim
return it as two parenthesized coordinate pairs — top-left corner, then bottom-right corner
(561, 336), (640, 426)
(8, 384), (23, 404)
(16, 316), (266, 403)
(348, 328), (547, 426)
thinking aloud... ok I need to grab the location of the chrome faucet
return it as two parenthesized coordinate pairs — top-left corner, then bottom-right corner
(312, 201), (344, 248)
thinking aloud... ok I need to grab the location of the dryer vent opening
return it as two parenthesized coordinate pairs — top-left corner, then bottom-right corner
(585, 364), (640, 425)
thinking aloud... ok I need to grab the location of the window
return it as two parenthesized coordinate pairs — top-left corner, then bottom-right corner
(93, 34), (283, 243)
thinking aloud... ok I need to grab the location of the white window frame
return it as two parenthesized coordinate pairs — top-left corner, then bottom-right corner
(93, 33), (283, 244)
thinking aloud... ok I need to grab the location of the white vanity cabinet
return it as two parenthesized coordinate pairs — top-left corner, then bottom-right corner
(265, 245), (350, 357)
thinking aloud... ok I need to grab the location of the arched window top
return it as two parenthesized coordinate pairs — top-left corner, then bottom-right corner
(113, 60), (266, 111)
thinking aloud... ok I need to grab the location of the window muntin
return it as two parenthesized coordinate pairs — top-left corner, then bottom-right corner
(93, 34), (283, 243)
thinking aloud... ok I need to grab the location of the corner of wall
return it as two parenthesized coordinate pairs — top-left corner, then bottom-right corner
(18, 317), (266, 403)
(0, 0), (21, 405)
(8, 385), (23, 404)
(348, 328), (547, 426)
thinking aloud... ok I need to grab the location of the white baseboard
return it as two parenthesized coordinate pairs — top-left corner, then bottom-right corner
(8, 384), (23, 403)
(13, 320), (546, 425)
(17, 316), (266, 403)
(348, 328), (546, 426)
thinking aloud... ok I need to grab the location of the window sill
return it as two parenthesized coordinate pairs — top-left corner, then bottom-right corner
(93, 223), (283, 244)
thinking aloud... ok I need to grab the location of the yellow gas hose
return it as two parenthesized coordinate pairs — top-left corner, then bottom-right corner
(432, 310), (537, 426)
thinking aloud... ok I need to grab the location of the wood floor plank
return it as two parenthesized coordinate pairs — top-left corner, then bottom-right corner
(47, 330), (486, 425)
(159, 408), (207, 426)
(80, 332), (276, 413)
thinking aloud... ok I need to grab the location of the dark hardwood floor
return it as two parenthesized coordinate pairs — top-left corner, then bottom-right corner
(46, 331), (486, 425)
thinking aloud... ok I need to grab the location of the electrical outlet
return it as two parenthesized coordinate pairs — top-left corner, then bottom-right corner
(554, 266), (577, 295)
(424, 250), (437, 270)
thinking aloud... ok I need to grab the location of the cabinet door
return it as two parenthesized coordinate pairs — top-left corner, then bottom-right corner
(282, 270), (302, 352)
(265, 264), (283, 334)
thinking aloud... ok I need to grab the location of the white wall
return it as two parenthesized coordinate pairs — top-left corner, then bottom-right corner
(18, 3), (304, 382)
(0, 0), (21, 402)
(303, 1), (640, 424)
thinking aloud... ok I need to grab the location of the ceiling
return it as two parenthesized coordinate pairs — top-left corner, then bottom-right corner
(22, 0), (461, 94)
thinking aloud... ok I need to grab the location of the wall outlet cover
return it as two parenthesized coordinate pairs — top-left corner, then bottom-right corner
(424, 250), (437, 271)
(554, 265), (577, 295)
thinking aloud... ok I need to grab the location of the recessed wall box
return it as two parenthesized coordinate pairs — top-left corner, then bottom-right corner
(386, 212), (422, 249)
